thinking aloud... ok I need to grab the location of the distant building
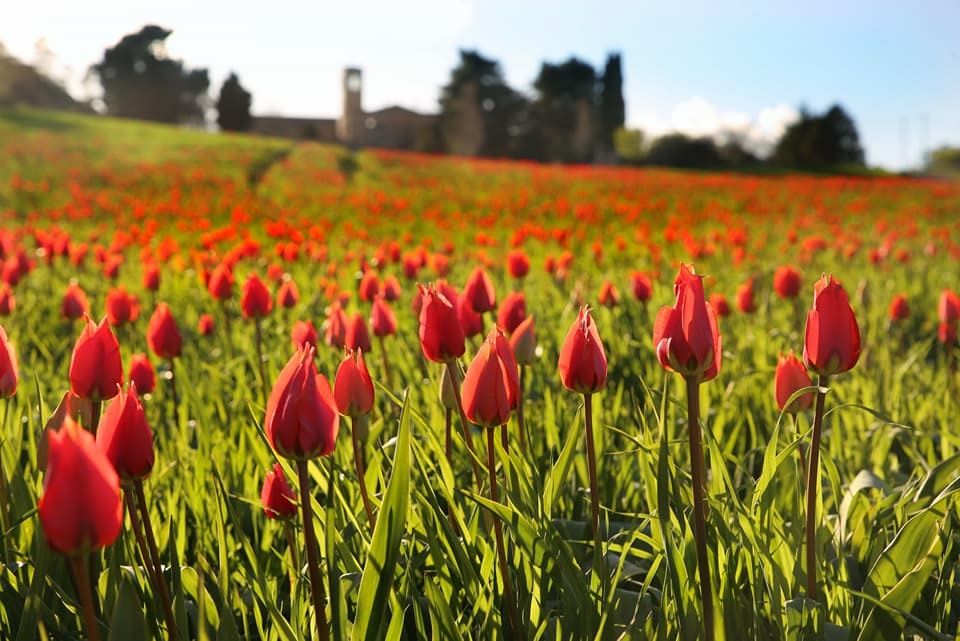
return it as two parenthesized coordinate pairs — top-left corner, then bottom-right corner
(250, 68), (437, 150)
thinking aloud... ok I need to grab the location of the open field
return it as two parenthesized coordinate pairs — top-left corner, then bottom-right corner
(1, 107), (960, 640)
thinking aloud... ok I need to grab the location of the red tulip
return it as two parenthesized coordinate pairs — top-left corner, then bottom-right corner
(773, 266), (802, 299)
(241, 274), (273, 319)
(598, 280), (620, 308)
(802, 275), (860, 376)
(558, 306), (607, 394)
(358, 271), (380, 303)
(277, 279), (300, 308)
(345, 312), (372, 353)
(736, 278), (756, 314)
(938, 322), (958, 347)
(653, 264), (722, 382)
(0, 325), (17, 397)
(462, 327), (520, 428)
(370, 296), (397, 337)
(96, 383), (154, 481)
(70, 316), (123, 402)
(380, 275), (401, 302)
(324, 303), (347, 348)
(39, 416), (123, 554)
(709, 293), (731, 318)
(889, 294), (910, 322)
(197, 313), (215, 336)
(630, 271), (653, 303)
(506, 249), (530, 279)
(334, 349), (375, 417)
(128, 353), (156, 394)
(510, 315), (536, 366)
(143, 263), (160, 292)
(0, 283), (15, 315)
(463, 266), (496, 313)
(291, 320), (318, 349)
(497, 291), (527, 334)
(207, 263), (234, 301)
(105, 286), (140, 327)
(62, 283), (90, 321)
(775, 352), (814, 413)
(261, 462), (298, 519)
(265, 346), (339, 460)
(418, 284), (465, 362)
(939, 289), (960, 324)
(146, 303), (182, 360)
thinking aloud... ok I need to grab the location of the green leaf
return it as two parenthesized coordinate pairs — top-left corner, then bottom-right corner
(353, 390), (411, 641)
(107, 573), (147, 641)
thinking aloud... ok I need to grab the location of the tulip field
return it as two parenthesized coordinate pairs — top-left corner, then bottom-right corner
(3, 106), (960, 641)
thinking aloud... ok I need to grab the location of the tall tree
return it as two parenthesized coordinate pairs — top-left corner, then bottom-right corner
(598, 53), (625, 150)
(90, 25), (209, 124)
(533, 57), (597, 163)
(773, 104), (865, 168)
(438, 50), (531, 158)
(216, 72), (252, 132)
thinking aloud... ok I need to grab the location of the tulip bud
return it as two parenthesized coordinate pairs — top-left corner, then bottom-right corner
(510, 315), (536, 366)
(197, 313), (215, 336)
(39, 416), (123, 554)
(463, 267), (496, 313)
(345, 312), (372, 353)
(417, 284), (465, 362)
(207, 263), (234, 301)
(143, 263), (161, 292)
(775, 352), (814, 413)
(277, 279), (300, 308)
(324, 303), (347, 348)
(438, 365), (459, 410)
(653, 264), (722, 382)
(802, 274), (860, 376)
(146, 303), (182, 360)
(598, 280), (620, 308)
(370, 296), (397, 337)
(96, 383), (155, 481)
(736, 278), (756, 314)
(70, 316), (124, 402)
(462, 327), (520, 428)
(0, 325), (17, 397)
(889, 294), (910, 322)
(506, 249), (530, 280)
(265, 346), (339, 460)
(559, 306), (607, 394)
(291, 320), (318, 349)
(261, 463), (298, 519)
(497, 291), (527, 334)
(241, 274), (273, 319)
(630, 271), (653, 303)
(128, 353), (156, 394)
(773, 266), (802, 299)
(62, 283), (90, 321)
(334, 349), (375, 417)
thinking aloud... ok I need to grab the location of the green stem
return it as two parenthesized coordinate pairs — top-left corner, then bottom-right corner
(583, 393), (606, 598)
(685, 375), (714, 641)
(351, 415), (376, 533)
(805, 375), (829, 602)
(90, 399), (102, 435)
(297, 460), (330, 641)
(135, 480), (179, 641)
(124, 488), (158, 590)
(68, 553), (100, 641)
(487, 428), (521, 641)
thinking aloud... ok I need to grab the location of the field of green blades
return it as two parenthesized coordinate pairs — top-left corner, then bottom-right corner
(1, 106), (960, 641)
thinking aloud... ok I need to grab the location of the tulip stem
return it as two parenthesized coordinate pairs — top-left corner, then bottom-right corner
(444, 407), (453, 465)
(90, 400), (102, 435)
(805, 375), (829, 602)
(296, 459), (330, 641)
(685, 375), (714, 641)
(583, 393), (606, 599)
(351, 415), (376, 534)
(444, 360), (485, 492)
(516, 367), (527, 455)
(135, 480), (179, 641)
(487, 428), (521, 641)
(254, 318), (269, 407)
(69, 553), (100, 641)
(284, 521), (300, 586)
(124, 489), (158, 592)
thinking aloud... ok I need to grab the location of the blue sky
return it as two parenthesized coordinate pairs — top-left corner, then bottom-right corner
(4, 0), (958, 169)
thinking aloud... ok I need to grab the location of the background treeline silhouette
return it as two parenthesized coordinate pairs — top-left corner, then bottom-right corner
(77, 25), (902, 172)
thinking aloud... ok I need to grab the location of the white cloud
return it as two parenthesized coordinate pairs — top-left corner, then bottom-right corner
(631, 97), (799, 156)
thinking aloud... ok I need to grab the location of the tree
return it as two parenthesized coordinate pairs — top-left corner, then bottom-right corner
(438, 50), (531, 158)
(925, 146), (960, 177)
(90, 25), (209, 124)
(598, 53), (625, 151)
(216, 72), (252, 132)
(646, 134), (723, 168)
(772, 104), (865, 169)
(533, 57), (597, 162)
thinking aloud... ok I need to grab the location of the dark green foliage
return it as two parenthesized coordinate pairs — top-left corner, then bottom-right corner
(90, 25), (210, 124)
(598, 53), (625, 150)
(773, 104), (865, 169)
(216, 73), (252, 133)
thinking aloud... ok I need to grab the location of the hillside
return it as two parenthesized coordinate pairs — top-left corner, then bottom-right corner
(0, 49), (92, 112)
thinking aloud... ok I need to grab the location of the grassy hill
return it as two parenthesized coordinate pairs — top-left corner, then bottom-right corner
(0, 50), (92, 112)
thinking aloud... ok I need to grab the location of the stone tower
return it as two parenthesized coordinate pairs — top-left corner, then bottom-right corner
(337, 67), (363, 146)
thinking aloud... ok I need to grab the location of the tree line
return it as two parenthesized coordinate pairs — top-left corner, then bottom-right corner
(88, 25), (867, 171)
